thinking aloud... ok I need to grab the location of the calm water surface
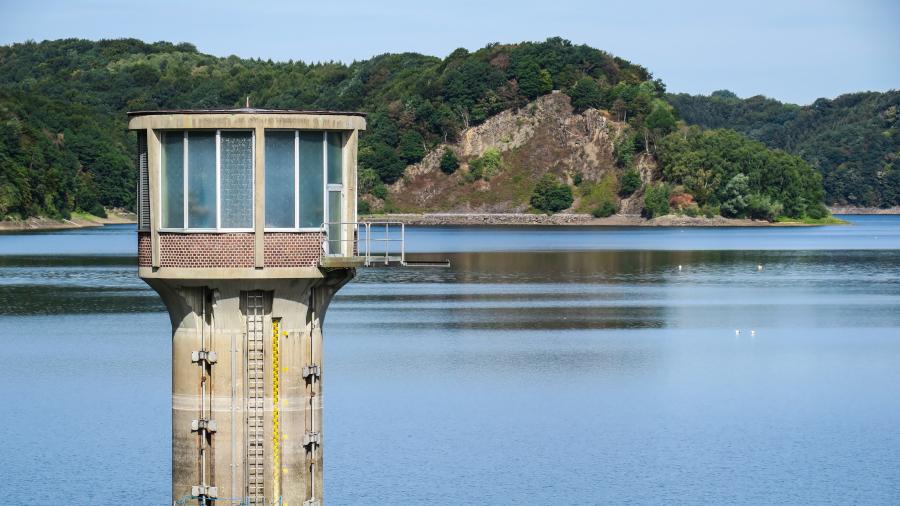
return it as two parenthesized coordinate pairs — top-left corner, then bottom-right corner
(1, 217), (899, 505)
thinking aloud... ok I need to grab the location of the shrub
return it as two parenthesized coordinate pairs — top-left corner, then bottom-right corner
(642, 183), (670, 218)
(531, 174), (573, 214)
(440, 149), (460, 174)
(572, 171), (584, 186)
(358, 167), (380, 194)
(668, 192), (695, 211)
(745, 193), (783, 221)
(683, 203), (701, 217)
(700, 204), (720, 218)
(370, 182), (388, 200)
(357, 199), (371, 215)
(619, 169), (641, 196)
(592, 200), (618, 218)
(468, 148), (502, 180)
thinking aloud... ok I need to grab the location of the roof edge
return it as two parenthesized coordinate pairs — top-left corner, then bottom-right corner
(127, 108), (366, 117)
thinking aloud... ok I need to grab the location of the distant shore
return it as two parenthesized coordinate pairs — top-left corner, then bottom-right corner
(361, 213), (842, 227)
(0, 209), (136, 232)
(828, 206), (900, 215)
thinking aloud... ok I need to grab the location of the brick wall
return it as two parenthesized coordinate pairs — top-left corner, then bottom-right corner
(138, 232), (151, 267)
(138, 231), (324, 268)
(264, 232), (324, 267)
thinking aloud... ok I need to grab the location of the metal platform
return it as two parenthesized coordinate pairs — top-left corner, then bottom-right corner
(321, 221), (449, 268)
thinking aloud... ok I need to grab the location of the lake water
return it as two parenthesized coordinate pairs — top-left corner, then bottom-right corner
(1, 217), (899, 505)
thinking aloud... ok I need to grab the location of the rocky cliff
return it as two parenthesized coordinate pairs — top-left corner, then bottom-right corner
(372, 92), (655, 214)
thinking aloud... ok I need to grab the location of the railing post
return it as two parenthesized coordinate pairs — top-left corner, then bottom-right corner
(401, 223), (406, 266)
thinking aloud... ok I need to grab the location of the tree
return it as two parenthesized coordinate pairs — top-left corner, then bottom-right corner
(644, 101), (676, 151)
(517, 61), (551, 100)
(619, 169), (641, 196)
(642, 183), (670, 218)
(720, 173), (750, 217)
(569, 77), (603, 112)
(398, 130), (425, 164)
(440, 149), (459, 174)
(359, 143), (406, 184)
(530, 174), (573, 213)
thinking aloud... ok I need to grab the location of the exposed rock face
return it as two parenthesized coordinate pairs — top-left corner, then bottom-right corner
(387, 92), (653, 213)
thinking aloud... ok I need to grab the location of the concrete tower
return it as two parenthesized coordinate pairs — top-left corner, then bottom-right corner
(130, 108), (366, 505)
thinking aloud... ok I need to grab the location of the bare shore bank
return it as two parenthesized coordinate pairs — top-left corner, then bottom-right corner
(828, 206), (900, 215)
(360, 213), (822, 227)
(0, 209), (136, 232)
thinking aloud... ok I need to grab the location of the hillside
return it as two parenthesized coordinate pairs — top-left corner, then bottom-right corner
(0, 37), (830, 222)
(668, 90), (900, 207)
(379, 91), (653, 214)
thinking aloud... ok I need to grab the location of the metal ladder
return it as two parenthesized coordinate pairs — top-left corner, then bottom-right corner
(245, 292), (266, 504)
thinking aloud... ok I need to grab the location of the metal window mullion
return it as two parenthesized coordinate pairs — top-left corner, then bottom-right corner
(251, 130), (256, 228)
(216, 130), (221, 230)
(295, 130), (300, 229)
(322, 132), (328, 231)
(183, 131), (188, 229)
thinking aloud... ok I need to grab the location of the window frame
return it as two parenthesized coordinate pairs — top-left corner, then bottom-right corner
(157, 129), (256, 233)
(263, 130), (343, 233)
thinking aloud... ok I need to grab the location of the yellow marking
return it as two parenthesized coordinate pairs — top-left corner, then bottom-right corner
(272, 318), (282, 499)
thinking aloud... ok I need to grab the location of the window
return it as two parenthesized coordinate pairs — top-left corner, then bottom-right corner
(264, 131), (344, 236)
(265, 131), (296, 228)
(159, 130), (254, 230)
(220, 131), (254, 228)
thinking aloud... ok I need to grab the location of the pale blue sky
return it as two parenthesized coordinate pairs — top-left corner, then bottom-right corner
(1, 0), (897, 104)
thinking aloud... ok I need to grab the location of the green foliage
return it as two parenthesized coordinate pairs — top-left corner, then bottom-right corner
(357, 199), (371, 215)
(642, 183), (670, 218)
(440, 149), (460, 174)
(745, 193), (783, 221)
(614, 131), (636, 169)
(592, 200), (618, 218)
(530, 174), (573, 213)
(619, 169), (641, 196)
(467, 148), (503, 181)
(398, 130), (425, 164)
(358, 167), (380, 194)
(577, 172), (617, 214)
(571, 171), (584, 186)
(569, 77), (603, 112)
(658, 127), (825, 218)
(720, 173), (750, 217)
(668, 90), (900, 207)
(359, 143), (405, 184)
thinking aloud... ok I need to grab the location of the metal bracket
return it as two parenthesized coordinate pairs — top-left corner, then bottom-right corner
(303, 500), (322, 506)
(191, 485), (217, 499)
(191, 418), (217, 434)
(302, 364), (321, 381)
(302, 431), (321, 450)
(191, 350), (218, 365)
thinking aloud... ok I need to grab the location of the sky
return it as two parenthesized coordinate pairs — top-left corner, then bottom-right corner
(1, 0), (897, 105)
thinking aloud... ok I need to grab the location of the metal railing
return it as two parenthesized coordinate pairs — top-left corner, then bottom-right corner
(322, 221), (406, 266)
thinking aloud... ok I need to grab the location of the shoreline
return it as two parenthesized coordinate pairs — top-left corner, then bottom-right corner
(0, 210), (136, 232)
(360, 213), (837, 227)
(827, 206), (900, 215)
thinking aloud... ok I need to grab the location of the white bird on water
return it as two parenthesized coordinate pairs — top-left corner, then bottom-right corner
(751, 330), (757, 337)
(735, 329), (741, 336)
(678, 265), (683, 271)
(757, 264), (763, 271)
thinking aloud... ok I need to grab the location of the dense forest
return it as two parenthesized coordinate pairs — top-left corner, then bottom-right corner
(668, 90), (900, 207)
(0, 37), (873, 221)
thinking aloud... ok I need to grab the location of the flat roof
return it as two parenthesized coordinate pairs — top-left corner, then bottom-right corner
(127, 107), (367, 118)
